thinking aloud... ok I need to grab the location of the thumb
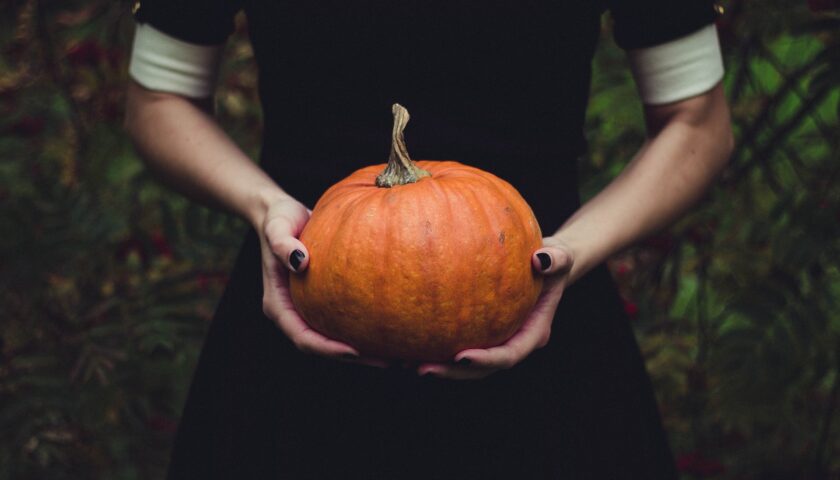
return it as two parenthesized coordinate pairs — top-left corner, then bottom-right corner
(532, 245), (573, 276)
(265, 221), (310, 273)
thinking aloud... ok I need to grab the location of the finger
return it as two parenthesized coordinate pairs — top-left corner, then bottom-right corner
(265, 221), (310, 273)
(266, 295), (356, 358)
(449, 344), (523, 372)
(452, 296), (561, 371)
(418, 311), (557, 379)
(532, 246), (572, 275)
(294, 327), (361, 358)
(297, 334), (389, 368)
(416, 282), (565, 378)
(261, 251), (357, 358)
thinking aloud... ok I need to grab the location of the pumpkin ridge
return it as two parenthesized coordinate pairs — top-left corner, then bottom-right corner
(377, 189), (398, 350)
(472, 179), (516, 335)
(320, 196), (365, 325)
(350, 192), (384, 347)
(413, 181), (441, 343)
(477, 170), (543, 333)
(447, 178), (491, 334)
(320, 175), (378, 204)
(420, 175), (463, 348)
(479, 182), (513, 328)
(483, 170), (539, 241)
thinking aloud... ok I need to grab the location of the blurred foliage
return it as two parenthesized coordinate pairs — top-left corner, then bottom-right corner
(587, 1), (840, 478)
(0, 1), (255, 479)
(0, 0), (838, 479)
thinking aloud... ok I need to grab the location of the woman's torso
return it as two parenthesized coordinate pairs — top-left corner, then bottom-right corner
(162, 3), (683, 477)
(243, 0), (605, 232)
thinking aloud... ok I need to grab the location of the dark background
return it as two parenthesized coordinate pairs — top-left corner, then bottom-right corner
(1, 0), (839, 478)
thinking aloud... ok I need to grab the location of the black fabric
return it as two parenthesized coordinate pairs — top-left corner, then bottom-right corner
(130, 1), (717, 478)
(169, 230), (678, 479)
(133, 0), (242, 45)
(248, 0), (602, 232)
(609, 0), (720, 49)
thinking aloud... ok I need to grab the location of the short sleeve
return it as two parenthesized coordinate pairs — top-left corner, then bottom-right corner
(129, 0), (242, 98)
(132, 0), (243, 46)
(609, 0), (720, 50)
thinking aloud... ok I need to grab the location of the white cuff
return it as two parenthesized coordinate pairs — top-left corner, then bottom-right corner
(129, 23), (223, 98)
(627, 24), (725, 105)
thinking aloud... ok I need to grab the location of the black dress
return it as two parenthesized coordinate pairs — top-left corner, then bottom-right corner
(134, 1), (717, 478)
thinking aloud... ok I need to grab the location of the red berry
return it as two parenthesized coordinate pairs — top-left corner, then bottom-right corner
(808, 0), (840, 12)
(676, 451), (726, 476)
(622, 298), (639, 320)
(150, 230), (174, 259)
(66, 40), (105, 67)
(8, 116), (45, 137)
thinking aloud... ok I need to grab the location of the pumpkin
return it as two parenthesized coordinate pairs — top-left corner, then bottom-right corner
(289, 104), (543, 362)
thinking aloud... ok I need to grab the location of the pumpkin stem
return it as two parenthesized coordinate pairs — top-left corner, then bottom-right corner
(375, 103), (431, 188)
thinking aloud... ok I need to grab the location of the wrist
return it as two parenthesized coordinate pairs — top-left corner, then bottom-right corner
(245, 185), (291, 229)
(550, 230), (608, 285)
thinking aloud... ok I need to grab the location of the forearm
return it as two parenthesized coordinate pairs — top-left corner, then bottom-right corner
(556, 84), (734, 284)
(123, 81), (286, 228)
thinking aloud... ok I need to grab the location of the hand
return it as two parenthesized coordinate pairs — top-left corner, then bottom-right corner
(416, 236), (574, 380)
(258, 196), (388, 368)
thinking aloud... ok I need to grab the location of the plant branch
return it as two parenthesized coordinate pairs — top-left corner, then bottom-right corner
(727, 83), (834, 186)
(810, 357), (840, 476)
(33, 0), (88, 168)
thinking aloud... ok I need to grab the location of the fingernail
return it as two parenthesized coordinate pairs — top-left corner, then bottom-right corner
(289, 249), (305, 271)
(340, 352), (359, 360)
(537, 252), (551, 271)
(457, 357), (472, 366)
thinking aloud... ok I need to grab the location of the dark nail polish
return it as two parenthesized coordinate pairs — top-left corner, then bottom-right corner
(537, 252), (551, 271)
(289, 249), (305, 271)
(457, 357), (472, 366)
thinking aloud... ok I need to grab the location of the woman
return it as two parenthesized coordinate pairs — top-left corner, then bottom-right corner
(124, 0), (733, 477)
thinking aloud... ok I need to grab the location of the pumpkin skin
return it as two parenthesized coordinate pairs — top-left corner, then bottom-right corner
(289, 160), (543, 362)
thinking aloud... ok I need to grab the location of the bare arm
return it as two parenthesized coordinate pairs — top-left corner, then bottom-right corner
(426, 83), (734, 379)
(555, 82), (734, 283)
(123, 80), (287, 227)
(124, 79), (374, 363)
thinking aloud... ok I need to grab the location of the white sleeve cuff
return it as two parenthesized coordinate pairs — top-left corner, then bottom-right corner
(627, 24), (725, 105)
(128, 23), (223, 98)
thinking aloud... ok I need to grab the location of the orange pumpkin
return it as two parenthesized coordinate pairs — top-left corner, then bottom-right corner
(289, 104), (543, 362)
